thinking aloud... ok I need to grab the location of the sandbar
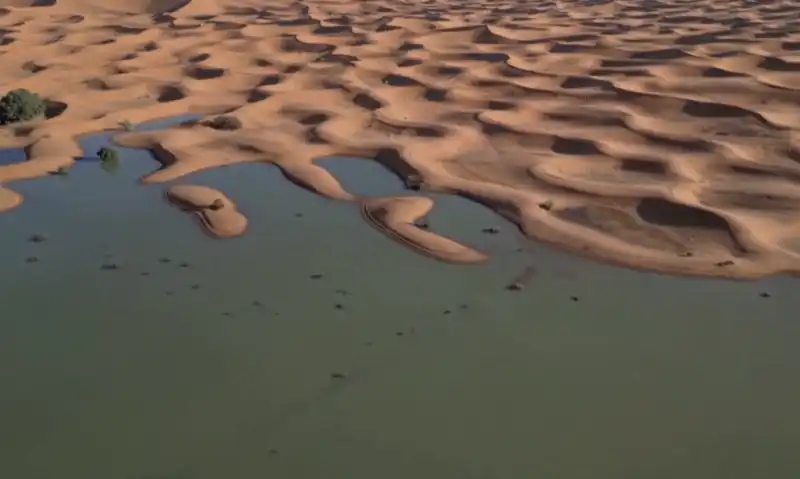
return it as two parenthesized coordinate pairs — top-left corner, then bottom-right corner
(362, 196), (488, 264)
(165, 184), (247, 238)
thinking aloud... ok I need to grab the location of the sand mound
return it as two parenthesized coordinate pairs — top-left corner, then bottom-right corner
(2, 0), (800, 277)
(0, 185), (22, 212)
(165, 184), (247, 238)
(362, 196), (488, 264)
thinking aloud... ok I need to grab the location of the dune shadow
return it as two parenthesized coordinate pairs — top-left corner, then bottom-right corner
(44, 100), (67, 119)
(636, 197), (729, 231)
(185, 66), (225, 80)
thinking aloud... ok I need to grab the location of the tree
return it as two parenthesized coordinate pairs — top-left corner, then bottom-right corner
(97, 147), (118, 163)
(0, 89), (46, 125)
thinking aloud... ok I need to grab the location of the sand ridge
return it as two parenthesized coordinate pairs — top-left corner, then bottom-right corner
(165, 184), (247, 237)
(362, 196), (489, 264)
(2, 0), (800, 276)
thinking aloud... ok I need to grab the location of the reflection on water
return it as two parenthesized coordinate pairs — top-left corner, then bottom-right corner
(1, 119), (799, 479)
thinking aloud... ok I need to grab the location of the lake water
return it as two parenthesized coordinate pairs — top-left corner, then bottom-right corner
(1, 117), (799, 479)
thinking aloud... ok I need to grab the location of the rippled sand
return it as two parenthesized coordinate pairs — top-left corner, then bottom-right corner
(2, 0), (800, 277)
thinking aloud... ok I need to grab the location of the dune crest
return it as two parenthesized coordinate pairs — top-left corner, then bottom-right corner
(1, 0), (800, 277)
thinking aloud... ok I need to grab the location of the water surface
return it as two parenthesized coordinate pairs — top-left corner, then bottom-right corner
(0, 120), (799, 479)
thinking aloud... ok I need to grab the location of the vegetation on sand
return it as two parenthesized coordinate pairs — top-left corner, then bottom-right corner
(97, 147), (119, 163)
(0, 89), (46, 125)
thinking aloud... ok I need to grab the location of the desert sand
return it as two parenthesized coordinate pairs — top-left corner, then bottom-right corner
(362, 196), (489, 264)
(165, 184), (247, 237)
(2, 0), (800, 277)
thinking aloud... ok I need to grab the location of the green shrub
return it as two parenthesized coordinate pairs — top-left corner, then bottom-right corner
(97, 147), (118, 163)
(118, 119), (135, 131)
(0, 89), (46, 125)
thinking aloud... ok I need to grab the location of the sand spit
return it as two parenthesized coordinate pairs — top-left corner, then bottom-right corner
(165, 184), (247, 238)
(2, 0), (800, 277)
(362, 196), (489, 264)
(0, 185), (21, 212)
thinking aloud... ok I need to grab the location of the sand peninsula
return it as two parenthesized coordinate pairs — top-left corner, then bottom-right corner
(2, 0), (800, 278)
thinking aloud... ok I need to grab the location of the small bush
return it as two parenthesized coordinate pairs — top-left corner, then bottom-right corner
(118, 120), (135, 131)
(203, 115), (242, 131)
(0, 89), (46, 125)
(97, 147), (119, 163)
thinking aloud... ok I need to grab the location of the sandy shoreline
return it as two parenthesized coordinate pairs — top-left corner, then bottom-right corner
(2, 0), (800, 278)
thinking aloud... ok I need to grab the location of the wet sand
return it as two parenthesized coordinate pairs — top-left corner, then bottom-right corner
(2, 0), (800, 277)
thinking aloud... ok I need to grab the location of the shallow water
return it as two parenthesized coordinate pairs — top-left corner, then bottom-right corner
(1, 118), (799, 479)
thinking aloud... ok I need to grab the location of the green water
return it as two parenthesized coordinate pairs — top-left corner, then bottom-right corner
(0, 120), (799, 479)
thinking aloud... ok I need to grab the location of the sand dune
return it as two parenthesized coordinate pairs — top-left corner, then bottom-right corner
(165, 184), (247, 237)
(362, 196), (489, 264)
(2, 0), (800, 276)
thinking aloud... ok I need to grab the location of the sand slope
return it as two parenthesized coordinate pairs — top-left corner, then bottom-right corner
(2, 0), (800, 276)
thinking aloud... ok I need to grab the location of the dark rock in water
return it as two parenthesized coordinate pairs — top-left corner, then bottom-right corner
(570, 296), (579, 302)
(310, 273), (324, 279)
(759, 292), (771, 298)
(295, 212), (304, 218)
(506, 282), (523, 291)
(158, 257), (171, 264)
(252, 300), (263, 307)
(334, 303), (344, 310)
(100, 263), (120, 270)
(191, 284), (200, 290)
(25, 256), (39, 263)
(178, 261), (191, 268)
(459, 304), (468, 309)
(406, 174), (423, 191)
(395, 331), (404, 336)
(330, 372), (347, 379)
(222, 311), (231, 317)
(482, 227), (500, 234)
(28, 234), (46, 243)
(442, 309), (451, 315)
